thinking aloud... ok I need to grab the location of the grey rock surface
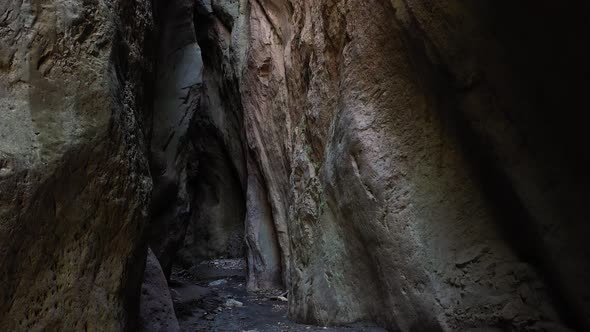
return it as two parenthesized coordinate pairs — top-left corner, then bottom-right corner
(139, 248), (180, 332)
(245, 153), (283, 290)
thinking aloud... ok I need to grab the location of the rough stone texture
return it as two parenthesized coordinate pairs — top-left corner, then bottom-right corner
(0, 0), (154, 330)
(139, 248), (180, 332)
(196, 0), (590, 331)
(147, 0), (201, 279)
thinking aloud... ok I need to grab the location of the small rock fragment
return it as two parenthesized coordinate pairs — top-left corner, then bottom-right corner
(209, 279), (227, 287)
(270, 296), (288, 302)
(224, 298), (244, 308)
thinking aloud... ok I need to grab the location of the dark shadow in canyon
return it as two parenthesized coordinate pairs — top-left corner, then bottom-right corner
(398, 1), (590, 330)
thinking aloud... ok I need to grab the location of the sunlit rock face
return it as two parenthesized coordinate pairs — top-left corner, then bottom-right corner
(0, 0), (154, 330)
(196, 0), (590, 331)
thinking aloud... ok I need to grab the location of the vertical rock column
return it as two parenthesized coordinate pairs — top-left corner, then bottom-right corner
(239, 0), (293, 290)
(245, 152), (283, 290)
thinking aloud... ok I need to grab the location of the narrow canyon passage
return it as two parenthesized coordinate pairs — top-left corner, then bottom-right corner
(140, 0), (294, 330)
(141, 1), (590, 331)
(1, 0), (590, 332)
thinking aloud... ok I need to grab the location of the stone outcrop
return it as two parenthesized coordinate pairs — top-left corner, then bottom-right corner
(194, 0), (590, 331)
(245, 152), (283, 290)
(139, 248), (180, 332)
(0, 0), (154, 330)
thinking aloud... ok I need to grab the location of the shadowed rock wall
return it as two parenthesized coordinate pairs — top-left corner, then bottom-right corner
(177, 0), (248, 266)
(0, 0), (155, 330)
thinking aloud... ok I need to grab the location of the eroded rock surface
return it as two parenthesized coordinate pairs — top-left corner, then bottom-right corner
(193, 0), (590, 331)
(0, 0), (154, 330)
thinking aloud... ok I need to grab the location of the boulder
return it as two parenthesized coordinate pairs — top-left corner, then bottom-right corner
(139, 248), (180, 332)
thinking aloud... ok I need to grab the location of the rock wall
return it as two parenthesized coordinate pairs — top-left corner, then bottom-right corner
(199, 0), (590, 331)
(0, 0), (154, 330)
